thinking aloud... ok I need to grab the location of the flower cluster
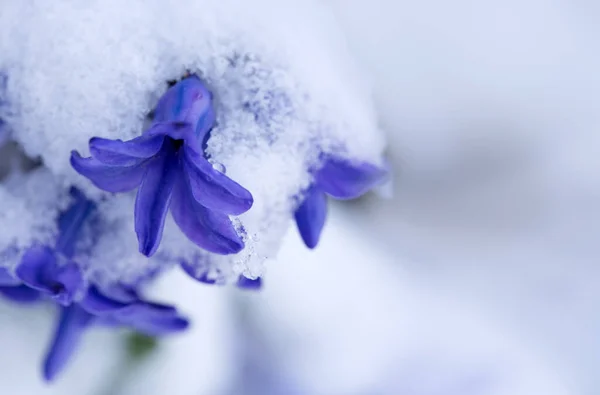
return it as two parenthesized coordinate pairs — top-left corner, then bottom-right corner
(0, 72), (386, 381)
(0, 189), (188, 381)
(0, 0), (388, 382)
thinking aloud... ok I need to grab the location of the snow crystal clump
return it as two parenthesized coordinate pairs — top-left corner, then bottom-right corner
(0, 169), (67, 270)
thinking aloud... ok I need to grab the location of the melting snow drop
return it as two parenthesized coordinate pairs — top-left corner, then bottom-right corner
(212, 162), (227, 174)
(0, 0), (388, 381)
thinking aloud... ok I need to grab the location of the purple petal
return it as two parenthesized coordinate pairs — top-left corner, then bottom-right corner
(0, 285), (41, 303)
(56, 188), (95, 259)
(89, 134), (165, 166)
(146, 121), (193, 141)
(153, 76), (215, 141)
(294, 187), (328, 249)
(79, 286), (129, 315)
(0, 267), (20, 286)
(114, 302), (189, 336)
(50, 262), (84, 305)
(171, 176), (244, 254)
(134, 145), (178, 257)
(237, 276), (262, 290)
(315, 157), (388, 200)
(180, 262), (218, 285)
(43, 305), (94, 382)
(70, 151), (147, 193)
(16, 248), (83, 306)
(183, 146), (253, 215)
(16, 246), (57, 290)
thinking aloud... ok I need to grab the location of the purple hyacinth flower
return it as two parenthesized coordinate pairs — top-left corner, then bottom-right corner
(294, 155), (388, 249)
(43, 285), (189, 381)
(11, 188), (93, 305)
(71, 75), (253, 257)
(0, 188), (189, 381)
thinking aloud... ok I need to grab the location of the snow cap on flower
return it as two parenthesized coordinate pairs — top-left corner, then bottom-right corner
(1, 0), (387, 281)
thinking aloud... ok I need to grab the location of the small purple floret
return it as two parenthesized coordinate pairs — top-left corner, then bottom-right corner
(71, 76), (252, 257)
(294, 155), (388, 249)
(0, 188), (189, 382)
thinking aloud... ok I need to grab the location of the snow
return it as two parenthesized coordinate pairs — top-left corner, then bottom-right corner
(0, 0), (386, 279)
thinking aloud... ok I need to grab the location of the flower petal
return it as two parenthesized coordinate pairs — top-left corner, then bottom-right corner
(89, 134), (165, 166)
(16, 245), (57, 290)
(0, 285), (41, 303)
(70, 151), (147, 193)
(50, 262), (84, 306)
(170, 176), (244, 254)
(180, 262), (218, 285)
(183, 147), (253, 215)
(0, 267), (20, 286)
(134, 145), (178, 257)
(79, 286), (128, 314)
(43, 305), (94, 382)
(315, 157), (388, 200)
(294, 186), (328, 249)
(16, 247), (83, 305)
(146, 121), (192, 141)
(55, 188), (95, 259)
(114, 302), (189, 336)
(153, 76), (215, 141)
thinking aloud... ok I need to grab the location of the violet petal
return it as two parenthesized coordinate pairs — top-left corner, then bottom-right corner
(315, 157), (388, 200)
(55, 188), (95, 259)
(0, 267), (20, 286)
(16, 246), (58, 290)
(114, 302), (189, 336)
(43, 305), (94, 382)
(50, 262), (84, 306)
(79, 286), (128, 315)
(70, 151), (147, 193)
(183, 146), (253, 215)
(134, 145), (178, 257)
(180, 262), (218, 285)
(170, 175), (244, 254)
(294, 186), (328, 249)
(0, 285), (41, 303)
(89, 134), (165, 166)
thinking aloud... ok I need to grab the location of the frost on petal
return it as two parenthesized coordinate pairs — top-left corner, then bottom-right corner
(294, 187), (328, 249)
(315, 157), (388, 200)
(134, 146), (178, 257)
(70, 152), (147, 193)
(183, 146), (253, 215)
(89, 134), (165, 166)
(170, 175), (244, 255)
